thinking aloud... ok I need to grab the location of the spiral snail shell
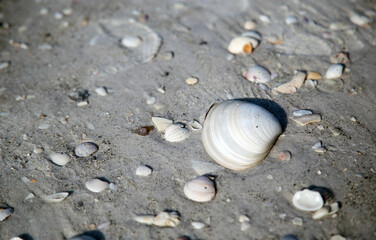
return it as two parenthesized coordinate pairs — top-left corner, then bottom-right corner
(202, 100), (282, 171)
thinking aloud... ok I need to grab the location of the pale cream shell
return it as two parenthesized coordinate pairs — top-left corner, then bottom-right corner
(183, 176), (216, 202)
(227, 36), (254, 54)
(292, 189), (324, 211)
(44, 192), (69, 203)
(85, 178), (109, 193)
(49, 153), (71, 166)
(164, 123), (190, 142)
(202, 100), (282, 171)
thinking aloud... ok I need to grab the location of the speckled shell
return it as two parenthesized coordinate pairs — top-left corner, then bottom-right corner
(75, 142), (98, 157)
(164, 123), (190, 142)
(202, 100), (282, 171)
(183, 176), (216, 202)
(292, 189), (324, 211)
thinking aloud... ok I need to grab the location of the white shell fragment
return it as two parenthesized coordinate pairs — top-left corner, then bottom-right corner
(134, 211), (180, 227)
(151, 117), (173, 132)
(292, 113), (321, 126)
(202, 100), (282, 171)
(274, 71), (306, 94)
(326, 64), (344, 79)
(85, 178), (110, 193)
(285, 16), (298, 25)
(0, 207), (14, 221)
(120, 36), (142, 48)
(0, 61), (10, 70)
(350, 13), (371, 26)
(191, 221), (206, 229)
(293, 109), (313, 117)
(184, 176), (216, 202)
(227, 37), (254, 54)
(292, 217), (303, 226)
(44, 192), (69, 203)
(244, 66), (271, 84)
(164, 123), (190, 142)
(95, 87), (108, 96)
(49, 153), (71, 166)
(312, 205), (331, 219)
(136, 165), (153, 176)
(188, 120), (202, 131)
(292, 189), (324, 211)
(75, 142), (99, 157)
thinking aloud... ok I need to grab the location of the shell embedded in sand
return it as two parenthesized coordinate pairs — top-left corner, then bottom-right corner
(244, 66), (271, 84)
(202, 100), (282, 171)
(85, 178), (109, 193)
(49, 153), (71, 166)
(325, 64), (344, 79)
(120, 36), (142, 48)
(134, 211), (180, 227)
(227, 36), (254, 54)
(292, 189), (324, 211)
(0, 207), (14, 221)
(151, 117), (173, 132)
(44, 192), (69, 203)
(184, 176), (216, 202)
(136, 165), (153, 176)
(75, 142), (99, 157)
(164, 123), (190, 142)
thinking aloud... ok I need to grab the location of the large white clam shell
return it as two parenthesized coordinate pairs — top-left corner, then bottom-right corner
(202, 100), (282, 171)
(183, 176), (216, 202)
(292, 189), (324, 211)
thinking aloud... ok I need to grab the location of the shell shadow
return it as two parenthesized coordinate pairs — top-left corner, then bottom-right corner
(18, 234), (34, 240)
(236, 98), (288, 131)
(71, 230), (105, 240)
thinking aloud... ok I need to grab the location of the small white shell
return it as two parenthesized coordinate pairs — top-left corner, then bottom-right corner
(0, 207), (14, 221)
(85, 178), (109, 193)
(120, 36), (142, 48)
(136, 165), (153, 176)
(227, 36), (254, 54)
(10, 237), (24, 240)
(312, 205), (330, 219)
(44, 192), (69, 203)
(153, 211), (180, 227)
(325, 64), (344, 79)
(285, 16), (298, 25)
(133, 215), (154, 225)
(244, 66), (271, 84)
(75, 142), (98, 157)
(350, 13), (371, 26)
(292, 189), (324, 211)
(95, 87), (108, 96)
(191, 221), (206, 229)
(183, 176), (216, 202)
(164, 123), (190, 142)
(49, 153), (71, 166)
(243, 20), (256, 30)
(202, 100), (282, 171)
(151, 117), (173, 132)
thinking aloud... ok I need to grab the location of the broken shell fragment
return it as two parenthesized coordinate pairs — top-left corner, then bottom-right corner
(312, 205), (331, 219)
(191, 221), (206, 229)
(0, 207), (14, 221)
(75, 142), (98, 157)
(227, 36), (254, 54)
(85, 178), (109, 193)
(274, 71), (306, 94)
(133, 215), (154, 225)
(151, 117), (173, 132)
(244, 66), (271, 84)
(49, 153), (71, 166)
(95, 87), (108, 96)
(292, 189), (324, 211)
(164, 123), (190, 142)
(202, 100), (282, 171)
(306, 71), (322, 80)
(134, 211), (180, 227)
(184, 176), (216, 202)
(325, 64), (344, 79)
(292, 114), (321, 126)
(293, 109), (313, 117)
(44, 192), (69, 203)
(350, 13), (371, 26)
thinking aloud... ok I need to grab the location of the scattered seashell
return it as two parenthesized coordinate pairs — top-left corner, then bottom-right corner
(0, 207), (14, 221)
(33, 146), (44, 154)
(329, 202), (340, 215)
(151, 117), (173, 132)
(38, 121), (50, 130)
(244, 66), (271, 84)
(243, 20), (256, 30)
(44, 192), (69, 203)
(330, 235), (346, 240)
(40, 7), (48, 15)
(238, 214), (250, 222)
(54, 12), (63, 19)
(292, 189), (324, 211)
(202, 100), (282, 171)
(350, 116), (357, 122)
(330, 127), (342, 136)
(188, 120), (202, 131)
(120, 36), (142, 48)
(306, 72), (322, 80)
(185, 77), (199, 85)
(164, 123), (190, 142)
(292, 114), (321, 126)
(10, 237), (24, 240)
(132, 126), (154, 136)
(292, 217), (303, 226)
(95, 87), (108, 96)
(304, 79), (317, 90)
(0, 61), (10, 70)
(191, 221), (206, 230)
(75, 142), (98, 157)
(85, 178), (109, 193)
(312, 141), (322, 150)
(240, 221), (251, 231)
(326, 64), (344, 79)
(25, 193), (35, 201)
(68, 89), (89, 102)
(62, 8), (73, 15)
(312, 205), (331, 219)
(314, 146), (327, 153)
(277, 150), (291, 161)
(241, 31), (262, 41)
(350, 13), (371, 26)
(293, 109), (313, 117)
(38, 43), (53, 50)
(184, 176), (216, 202)
(136, 165), (153, 176)
(259, 14), (271, 23)
(227, 36), (253, 54)
(274, 71), (306, 94)
(49, 153), (71, 166)
(330, 52), (350, 64)
(285, 16), (298, 25)
(135, 211), (180, 227)
(157, 51), (174, 61)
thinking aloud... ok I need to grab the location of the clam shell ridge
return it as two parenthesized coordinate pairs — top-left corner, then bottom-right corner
(202, 100), (282, 171)
(183, 176), (216, 202)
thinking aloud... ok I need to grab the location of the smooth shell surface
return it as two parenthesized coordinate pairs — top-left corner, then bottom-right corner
(164, 123), (190, 142)
(202, 100), (282, 171)
(244, 66), (271, 83)
(44, 192), (69, 203)
(0, 207), (14, 221)
(75, 142), (99, 157)
(183, 176), (216, 202)
(227, 36), (254, 54)
(136, 165), (153, 176)
(49, 153), (71, 166)
(85, 179), (109, 192)
(325, 64), (344, 79)
(120, 36), (142, 48)
(292, 189), (324, 211)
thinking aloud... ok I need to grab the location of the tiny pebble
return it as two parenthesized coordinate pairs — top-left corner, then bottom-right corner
(350, 116), (357, 122)
(62, 8), (73, 15)
(326, 64), (344, 79)
(267, 175), (274, 180)
(330, 127), (342, 136)
(292, 114), (321, 126)
(279, 213), (286, 219)
(276, 186), (282, 192)
(259, 14), (271, 23)
(86, 122), (95, 130)
(136, 165), (153, 176)
(243, 20), (257, 30)
(317, 170), (322, 175)
(238, 214), (250, 222)
(146, 96), (156, 105)
(132, 126), (154, 136)
(292, 217), (303, 226)
(158, 51), (174, 61)
(306, 71), (322, 80)
(38, 43), (53, 50)
(38, 121), (50, 130)
(317, 125), (324, 130)
(185, 77), (199, 86)
(0, 61), (10, 70)
(285, 16), (298, 25)
(95, 86), (108, 96)
(39, 8), (48, 15)
(77, 101), (88, 106)
(277, 150), (291, 161)
(312, 141), (322, 149)
(54, 12), (63, 19)
(191, 221), (206, 230)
